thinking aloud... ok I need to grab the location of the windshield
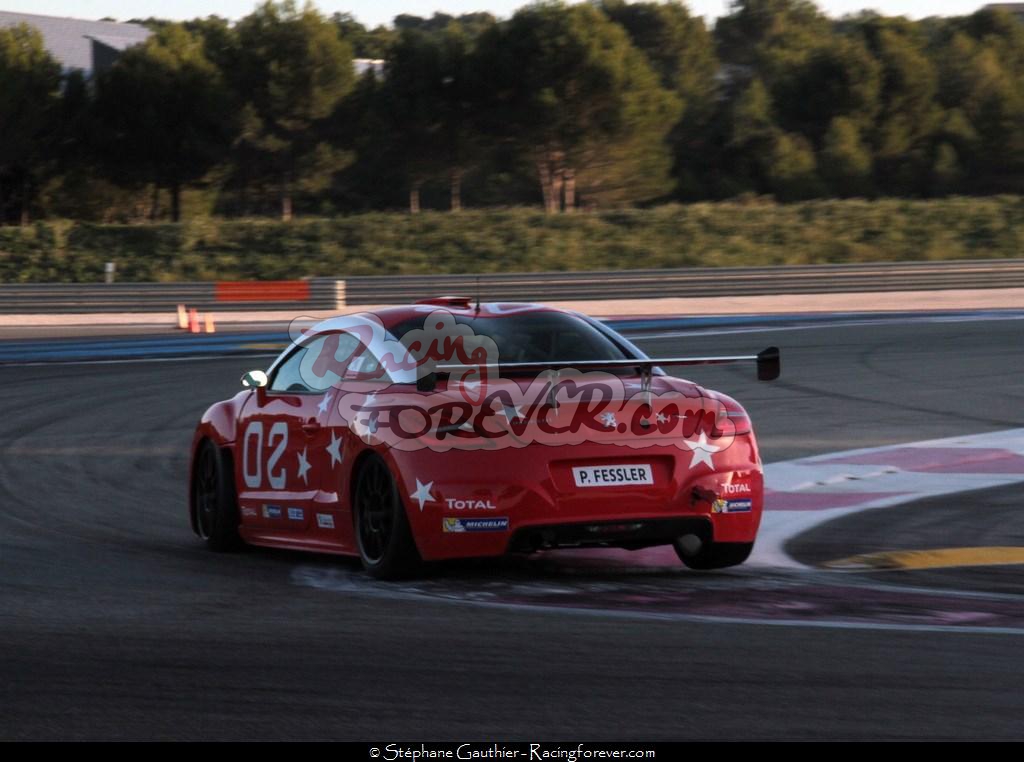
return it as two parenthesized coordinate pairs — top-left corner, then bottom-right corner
(390, 311), (634, 366)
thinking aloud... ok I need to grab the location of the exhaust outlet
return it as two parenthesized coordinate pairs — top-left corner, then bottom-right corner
(676, 533), (703, 557)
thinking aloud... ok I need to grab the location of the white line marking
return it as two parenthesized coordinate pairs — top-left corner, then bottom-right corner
(291, 565), (1024, 635)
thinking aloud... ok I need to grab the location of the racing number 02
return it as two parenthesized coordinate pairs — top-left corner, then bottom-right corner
(242, 421), (289, 489)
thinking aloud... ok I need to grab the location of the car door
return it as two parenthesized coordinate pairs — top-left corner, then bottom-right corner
(315, 334), (395, 548)
(235, 334), (347, 536)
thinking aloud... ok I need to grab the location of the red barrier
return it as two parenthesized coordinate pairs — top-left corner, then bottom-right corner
(215, 281), (311, 303)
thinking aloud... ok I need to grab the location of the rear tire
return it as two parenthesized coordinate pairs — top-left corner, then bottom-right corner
(353, 455), (421, 579)
(675, 540), (753, 570)
(192, 440), (242, 552)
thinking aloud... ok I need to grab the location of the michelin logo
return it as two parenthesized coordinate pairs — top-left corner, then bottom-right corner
(712, 498), (752, 514)
(443, 517), (510, 533)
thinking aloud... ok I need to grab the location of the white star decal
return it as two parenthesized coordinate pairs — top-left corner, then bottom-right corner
(359, 413), (379, 443)
(410, 479), (435, 511)
(296, 447), (311, 484)
(317, 392), (333, 415)
(500, 403), (523, 421)
(656, 412), (668, 424)
(685, 431), (721, 470)
(600, 412), (618, 428)
(326, 430), (343, 467)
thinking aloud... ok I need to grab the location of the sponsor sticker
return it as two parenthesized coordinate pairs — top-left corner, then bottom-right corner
(241, 506), (258, 518)
(712, 498), (753, 514)
(262, 504), (282, 519)
(722, 481), (753, 495)
(316, 513), (335, 529)
(287, 507), (304, 521)
(445, 498), (497, 511)
(442, 517), (510, 533)
(572, 464), (654, 487)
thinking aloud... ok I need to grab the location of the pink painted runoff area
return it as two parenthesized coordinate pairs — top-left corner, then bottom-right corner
(764, 490), (910, 512)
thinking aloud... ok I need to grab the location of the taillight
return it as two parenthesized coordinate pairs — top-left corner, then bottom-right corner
(719, 406), (752, 435)
(703, 391), (752, 436)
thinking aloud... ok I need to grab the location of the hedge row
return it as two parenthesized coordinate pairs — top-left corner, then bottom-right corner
(2, 197), (1024, 283)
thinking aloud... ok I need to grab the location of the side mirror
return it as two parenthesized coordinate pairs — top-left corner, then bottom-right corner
(241, 370), (269, 389)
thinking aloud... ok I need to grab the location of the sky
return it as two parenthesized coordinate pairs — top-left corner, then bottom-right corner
(0, 0), (1001, 30)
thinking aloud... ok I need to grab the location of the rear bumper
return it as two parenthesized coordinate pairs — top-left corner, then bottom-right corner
(507, 516), (712, 553)
(390, 436), (764, 561)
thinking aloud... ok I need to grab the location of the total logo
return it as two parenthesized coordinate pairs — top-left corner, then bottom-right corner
(722, 482), (752, 495)
(445, 498), (497, 511)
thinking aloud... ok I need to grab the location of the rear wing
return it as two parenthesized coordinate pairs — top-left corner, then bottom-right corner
(417, 346), (780, 392)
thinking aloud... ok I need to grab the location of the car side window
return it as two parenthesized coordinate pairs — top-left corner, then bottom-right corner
(269, 333), (363, 393)
(269, 345), (315, 393)
(345, 344), (392, 383)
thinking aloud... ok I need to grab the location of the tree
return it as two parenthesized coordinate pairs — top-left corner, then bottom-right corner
(0, 24), (61, 225)
(374, 24), (491, 213)
(379, 30), (444, 212)
(600, 1), (719, 199)
(94, 24), (236, 221)
(231, 1), (355, 220)
(931, 142), (962, 195)
(716, 0), (831, 72)
(725, 77), (779, 192)
(850, 16), (939, 193)
(720, 8), (883, 199)
(331, 12), (396, 59)
(929, 11), (1024, 192)
(770, 35), (882, 147)
(767, 132), (821, 199)
(184, 15), (239, 72)
(476, 3), (680, 211)
(820, 117), (873, 195)
(393, 12), (497, 40)
(601, 1), (717, 104)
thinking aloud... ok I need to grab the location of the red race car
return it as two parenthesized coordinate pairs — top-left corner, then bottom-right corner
(189, 298), (779, 578)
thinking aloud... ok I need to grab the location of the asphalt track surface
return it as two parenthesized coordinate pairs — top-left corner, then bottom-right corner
(2, 317), (1024, 740)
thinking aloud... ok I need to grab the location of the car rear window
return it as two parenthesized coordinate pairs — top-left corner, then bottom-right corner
(390, 311), (631, 366)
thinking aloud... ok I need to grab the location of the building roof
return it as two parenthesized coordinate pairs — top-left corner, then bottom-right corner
(0, 10), (150, 74)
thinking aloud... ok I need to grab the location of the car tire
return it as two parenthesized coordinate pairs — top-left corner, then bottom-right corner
(192, 440), (242, 552)
(675, 539), (753, 570)
(353, 454), (421, 579)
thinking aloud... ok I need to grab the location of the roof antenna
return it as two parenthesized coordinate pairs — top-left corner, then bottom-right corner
(474, 275), (482, 314)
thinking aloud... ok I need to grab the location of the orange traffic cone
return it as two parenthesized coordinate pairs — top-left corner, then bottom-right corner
(188, 308), (200, 334)
(176, 304), (188, 330)
(204, 312), (216, 334)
